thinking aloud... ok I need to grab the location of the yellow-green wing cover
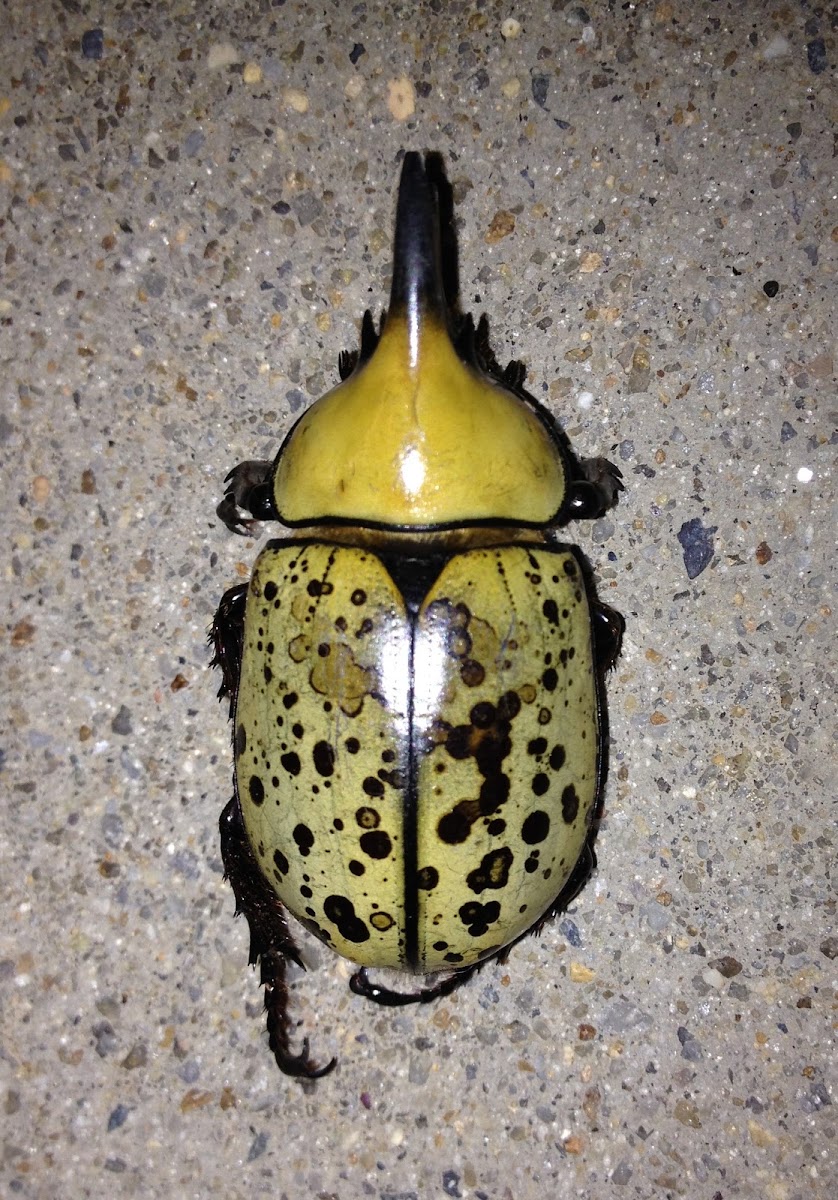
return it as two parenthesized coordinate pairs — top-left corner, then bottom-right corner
(413, 544), (599, 969)
(235, 542), (411, 967)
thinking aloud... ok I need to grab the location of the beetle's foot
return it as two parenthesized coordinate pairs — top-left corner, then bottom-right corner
(337, 349), (357, 380)
(263, 978), (337, 1078)
(340, 310), (380, 380)
(349, 964), (479, 1007)
(279, 1043), (337, 1079)
(217, 460), (275, 533)
(220, 797), (338, 1079)
(502, 358), (527, 392)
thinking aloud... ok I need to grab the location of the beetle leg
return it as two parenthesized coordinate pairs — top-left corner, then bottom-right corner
(592, 602), (625, 674)
(349, 963), (480, 1007)
(216, 460), (277, 533)
(220, 797), (337, 1079)
(209, 584), (248, 720)
(567, 457), (624, 519)
(353, 843), (598, 1010)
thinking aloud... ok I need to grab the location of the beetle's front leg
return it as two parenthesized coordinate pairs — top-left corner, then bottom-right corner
(567, 457), (624, 520)
(220, 798), (337, 1079)
(216, 460), (277, 534)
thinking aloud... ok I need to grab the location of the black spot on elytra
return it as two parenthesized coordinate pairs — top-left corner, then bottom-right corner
(273, 848), (289, 876)
(550, 743), (566, 771)
(307, 579), (333, 597)
(522, 810), (550, 844)
(466, 846), (513, 893)
(248, 775), (265, 806)
(561, 783), (580, 824)
(281, 751), (301, 776)
(542, 667), (558, 691)
(370, 912), (395, 931)
(292, 823), (314, 856)
(312, 740), (335, 776)
(323, 895), (370, 943)
(356, 806), (380, 829)
(460, 659), (485, 687)
(531, 772), (550, 797)
(345, 737), (360, 754)
(527, 736), (547, 757)
(459, 900), (501, 938)
(479, 772), (510, 810)
(542, 597), (559, 626)
(350, 588), (367, 606)
(235, 724), (247, 756)
(436, 690), (521, 845)
(378, 767), (405, 789)
(470, 701), (495, 729)
(438, 807), (472, 844)
(263, 581), (278, 601)
(359, 829), (392, 859)
(416, 865), (439, 890)
(349, 859), (365, 876)
(282, 691), (299, 709)
(263, 665), (273, 683)
(362, 775), (385, 798)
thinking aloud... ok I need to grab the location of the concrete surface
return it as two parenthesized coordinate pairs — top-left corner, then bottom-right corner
(1, 2), (834, 1197)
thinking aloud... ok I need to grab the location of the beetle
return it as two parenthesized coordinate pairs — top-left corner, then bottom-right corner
(210, 151), (624, 1078)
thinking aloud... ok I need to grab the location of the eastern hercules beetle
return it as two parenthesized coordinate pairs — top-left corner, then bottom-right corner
(211, 152), (623, 1077)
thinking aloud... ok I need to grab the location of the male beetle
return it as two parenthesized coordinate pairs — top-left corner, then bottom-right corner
(211, 152), (623, 1077)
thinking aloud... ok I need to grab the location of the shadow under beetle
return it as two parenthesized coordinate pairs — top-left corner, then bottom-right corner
(211, 152), (624, 1078)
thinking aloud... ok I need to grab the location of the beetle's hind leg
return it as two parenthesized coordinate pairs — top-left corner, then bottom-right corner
(349, 963), (481, 1007)
(350, 846), (600, 1010)
(216, 460), (277, 534)
(220, 797), (336, 1079)
(353, 843), (597, 1011)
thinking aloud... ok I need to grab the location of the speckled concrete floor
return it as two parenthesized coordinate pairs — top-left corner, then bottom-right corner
(1, 2), (835, 1197)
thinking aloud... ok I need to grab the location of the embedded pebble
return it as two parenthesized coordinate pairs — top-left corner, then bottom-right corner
(387, 76), (415, 121)
(283, 87), (309, 113)
(677, 518), (717, 579)
(207, 42), (241, 70)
